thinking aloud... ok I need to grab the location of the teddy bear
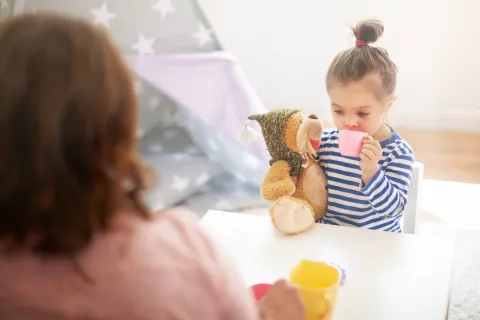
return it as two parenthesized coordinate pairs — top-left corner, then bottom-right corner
(238, 108), (328, 235)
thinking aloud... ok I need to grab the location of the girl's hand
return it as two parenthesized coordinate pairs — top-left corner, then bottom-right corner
(359, 136), (382, 185)
(259, 279), (305, 320)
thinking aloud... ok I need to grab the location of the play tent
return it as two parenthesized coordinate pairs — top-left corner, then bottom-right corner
(4, 0), (270, 216)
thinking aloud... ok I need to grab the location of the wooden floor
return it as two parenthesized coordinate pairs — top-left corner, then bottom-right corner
(395, 128), (480, 184)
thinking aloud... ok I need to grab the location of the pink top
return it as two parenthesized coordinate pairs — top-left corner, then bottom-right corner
(0, 208), (258, 319)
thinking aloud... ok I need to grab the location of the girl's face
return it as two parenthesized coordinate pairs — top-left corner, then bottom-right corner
(328, 75), (394, 137)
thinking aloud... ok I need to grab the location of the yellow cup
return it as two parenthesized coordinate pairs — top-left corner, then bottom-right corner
(289, 260), (341, 320)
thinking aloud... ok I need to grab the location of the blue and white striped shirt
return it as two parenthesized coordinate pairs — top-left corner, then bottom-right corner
(317, 128), (414, 233)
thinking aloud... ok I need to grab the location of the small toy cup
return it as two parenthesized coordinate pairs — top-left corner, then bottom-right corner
(289, 260), (341, 320)
(251, 283), (271, 301)
(338, 130), (368, 157)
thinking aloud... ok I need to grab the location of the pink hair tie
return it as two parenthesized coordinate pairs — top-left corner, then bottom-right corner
(355, 40), (369, 47)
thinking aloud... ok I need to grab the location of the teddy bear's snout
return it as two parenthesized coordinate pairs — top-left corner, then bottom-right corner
(309, 127), (323, 140)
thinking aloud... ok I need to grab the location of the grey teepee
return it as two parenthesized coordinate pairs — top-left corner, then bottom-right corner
(4, 0), (270, 217)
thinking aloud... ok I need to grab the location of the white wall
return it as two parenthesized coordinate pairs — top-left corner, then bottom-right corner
(199, 0), (480, 132)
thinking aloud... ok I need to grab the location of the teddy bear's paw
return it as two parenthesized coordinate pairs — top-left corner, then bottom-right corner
(261, 180), (296, 201)
(269, 197), (315, 235)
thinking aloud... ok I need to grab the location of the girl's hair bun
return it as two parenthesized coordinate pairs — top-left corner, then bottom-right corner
(353, 19), (384, 44)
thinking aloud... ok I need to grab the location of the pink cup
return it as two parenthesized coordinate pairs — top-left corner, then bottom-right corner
(338, 130), (368, 157)
(251, 283), (271, 301)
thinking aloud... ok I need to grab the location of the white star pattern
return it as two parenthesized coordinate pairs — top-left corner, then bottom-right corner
(132, 33), (156, 55)
(196, 173), (210, 186)
(192, 24), (214, 47)
(90, 2), (116, 29)
(152, 0), (176, 19)
(172, 175), (189, 191)
(148, 96), (162, 111)
(243, 153), (260, 170)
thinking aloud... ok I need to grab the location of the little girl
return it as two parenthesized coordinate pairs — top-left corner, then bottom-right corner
(317, 19), (414, 233)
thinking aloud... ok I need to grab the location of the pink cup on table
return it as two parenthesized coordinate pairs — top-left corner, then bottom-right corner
(251, 283), (271, 301)
(338, 130), (368, 157)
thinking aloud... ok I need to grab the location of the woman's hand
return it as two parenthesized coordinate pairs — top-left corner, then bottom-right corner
(258, 279), (305, 320)
(359, 136), (382, 185)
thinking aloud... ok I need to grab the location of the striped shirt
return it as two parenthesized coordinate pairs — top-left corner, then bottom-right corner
(317, 128), (414, 232)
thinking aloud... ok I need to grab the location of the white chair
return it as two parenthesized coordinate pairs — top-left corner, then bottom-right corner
(401, 161), (424, 234)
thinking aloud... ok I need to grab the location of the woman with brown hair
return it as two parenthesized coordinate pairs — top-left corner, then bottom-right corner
(0, 12), (303, 319)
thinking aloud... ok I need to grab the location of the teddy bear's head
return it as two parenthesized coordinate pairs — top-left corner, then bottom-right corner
(247, 108), (324, 169)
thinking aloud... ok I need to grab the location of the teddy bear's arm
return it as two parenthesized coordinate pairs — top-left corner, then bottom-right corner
(261, 160), (296, 201)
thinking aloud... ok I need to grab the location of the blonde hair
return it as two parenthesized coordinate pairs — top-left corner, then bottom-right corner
(326, 20), (398, 100)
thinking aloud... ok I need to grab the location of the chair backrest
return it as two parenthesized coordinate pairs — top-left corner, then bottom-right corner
(402, 161), (424, 234)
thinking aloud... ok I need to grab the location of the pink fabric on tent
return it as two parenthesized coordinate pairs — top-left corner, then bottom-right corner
(126, 51), (270, 162)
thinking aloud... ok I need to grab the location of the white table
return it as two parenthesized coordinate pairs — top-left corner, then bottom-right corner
(200, 210), (456, 320)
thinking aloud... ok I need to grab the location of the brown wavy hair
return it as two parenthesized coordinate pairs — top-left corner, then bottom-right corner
(0, 13), (152, 256)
